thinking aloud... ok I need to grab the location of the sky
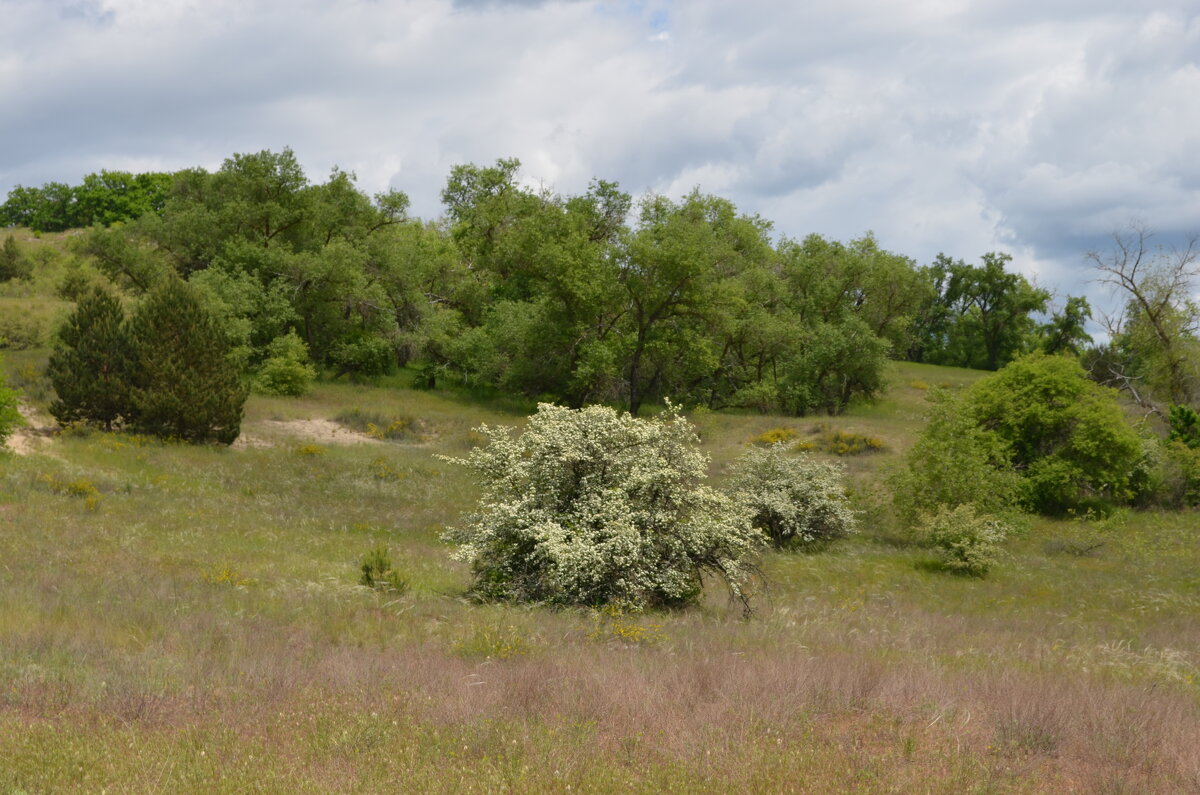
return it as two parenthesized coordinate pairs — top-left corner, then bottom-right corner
(2, 0), (1199, 323)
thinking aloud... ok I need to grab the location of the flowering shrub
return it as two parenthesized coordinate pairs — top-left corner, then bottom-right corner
(441, 403), (762, 612)
(922, 504), (1008, 576)
(728, 443), (856, 548)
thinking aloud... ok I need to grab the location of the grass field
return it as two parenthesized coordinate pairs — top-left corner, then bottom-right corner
(1, 349), (1199, 792)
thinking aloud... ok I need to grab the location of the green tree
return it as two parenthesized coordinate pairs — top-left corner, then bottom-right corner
(441, 160), (629, 405)
(47, 287), (134, 431)
(909, 253), (1049, 370)
(126, 279), (248, 444)
(1088, 224), (1200, 410)
(622, 191), (773, 414)
(1040, 295), (1093, 356)
(778, 317), (890, 415)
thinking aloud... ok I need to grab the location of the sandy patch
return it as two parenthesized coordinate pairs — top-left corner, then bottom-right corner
(232, 418), (382, 449)
(4, 404), (56, 456)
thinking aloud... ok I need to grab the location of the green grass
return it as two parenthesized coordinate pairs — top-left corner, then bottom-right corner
(1, 352), (1198, 792)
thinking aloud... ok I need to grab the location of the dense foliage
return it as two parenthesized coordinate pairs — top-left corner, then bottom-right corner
(895, 354), (1143, 518)
(965, 353), (1143, 513)
(4, 149), (1093, 419)
(890, 388), (1020, 523)
(728, 443), (856, 548)
(0, 171), (173, 231)
(907, 252), (1051, 370)
(441, 403), (762, 611)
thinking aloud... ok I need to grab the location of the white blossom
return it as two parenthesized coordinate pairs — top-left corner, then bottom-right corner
(441, 402), (762, 611)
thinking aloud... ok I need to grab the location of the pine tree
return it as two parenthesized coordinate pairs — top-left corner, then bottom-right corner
(47, 286), (134, 431)
(126, 278), (248, 444)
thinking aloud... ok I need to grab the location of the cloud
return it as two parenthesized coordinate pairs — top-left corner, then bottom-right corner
(1, 0), (1197, 327)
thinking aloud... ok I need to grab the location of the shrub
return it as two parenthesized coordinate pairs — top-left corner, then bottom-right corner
(0, 315), (43, 350)
(750, 427), (798, 445)
(965, 353), (1143, 514)
(794, 428), (886, 456)
(0, 235), (31, 282)
(921, 504), (1008, 577)
(359, 546), (408, 594)
(294, 444), (326, 457)
(441, 402), (762, 612)
(728, 443), (856, 548)
(890, 388), (1020, 524)
(1167, 404), (1200, 449)
(1145, 440), (1200, 508)
(451, 624), (529, 659)
(254, 331), (316, 396)
(0, 356), (21, 447)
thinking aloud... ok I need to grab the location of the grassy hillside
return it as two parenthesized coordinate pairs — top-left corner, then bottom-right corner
(1, 340), (1199, 790)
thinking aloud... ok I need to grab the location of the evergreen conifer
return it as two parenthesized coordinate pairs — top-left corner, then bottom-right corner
(47, 286), (134, 431)
(126, 279), (247, 444)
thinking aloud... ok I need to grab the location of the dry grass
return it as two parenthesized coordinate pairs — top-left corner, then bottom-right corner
(1, 352), (1198, 791)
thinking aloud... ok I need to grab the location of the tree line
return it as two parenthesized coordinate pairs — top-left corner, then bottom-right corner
(5, 148), (1107, 435)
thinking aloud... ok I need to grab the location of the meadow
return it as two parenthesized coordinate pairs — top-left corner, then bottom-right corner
(1, 345), (1198, 793)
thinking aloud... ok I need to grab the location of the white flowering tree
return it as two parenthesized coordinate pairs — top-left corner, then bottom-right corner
(728, 443), (857, 548)
(441, 403), (763, 612)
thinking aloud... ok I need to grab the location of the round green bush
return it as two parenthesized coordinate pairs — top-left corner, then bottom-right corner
(922, 504), (1008, 577)
(963, 353), (1142, 514)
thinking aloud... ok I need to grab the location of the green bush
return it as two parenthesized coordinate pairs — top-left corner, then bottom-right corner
(728, 443), (856, 548)
(921, 504), (1008, 577)
(890, 388), (1020, 524)
(359, 546), (408, 594)
(0, 355), (22, 447)
(965, 353), (1142, 514)
(1145, 440), (1200, 508)
(1167, 405), (1200, 449)
(441, 403), (762, 612)
(254, 331), (316, 396)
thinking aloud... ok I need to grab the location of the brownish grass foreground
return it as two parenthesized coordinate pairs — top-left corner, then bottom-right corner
(3, 630), (1197, 792)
